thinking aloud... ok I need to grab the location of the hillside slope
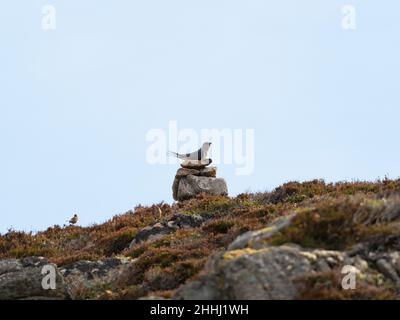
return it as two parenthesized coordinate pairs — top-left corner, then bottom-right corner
(1, 179), (400, 299)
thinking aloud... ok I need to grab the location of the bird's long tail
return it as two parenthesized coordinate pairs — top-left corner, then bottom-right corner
(168, 151), (185, 159)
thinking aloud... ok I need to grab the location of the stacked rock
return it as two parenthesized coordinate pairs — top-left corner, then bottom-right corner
(172, 159), (228, 201)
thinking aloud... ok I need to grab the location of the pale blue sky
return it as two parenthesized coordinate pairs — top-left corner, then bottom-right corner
(1, 1), (399, 233)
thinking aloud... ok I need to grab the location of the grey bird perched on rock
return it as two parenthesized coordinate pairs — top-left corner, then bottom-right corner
(168, 142), (212, 161)
(69, 214), (78, 225)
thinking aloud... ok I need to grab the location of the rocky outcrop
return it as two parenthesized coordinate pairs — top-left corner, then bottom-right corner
(2, 180), (400, 300)
(228, 214), (295, 250)
(172, 166), (228, 201)
(129, 223), (176, 248)
(129, 213), (204, 248)
(174, 210), (399, 300)
(0, 257), (71, 300)
(0, 256), (137, 300)
(60, 257), (136, 299)
(174, 245), (376, 300)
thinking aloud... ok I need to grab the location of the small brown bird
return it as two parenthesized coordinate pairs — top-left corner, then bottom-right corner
(69, 214), (78, 225)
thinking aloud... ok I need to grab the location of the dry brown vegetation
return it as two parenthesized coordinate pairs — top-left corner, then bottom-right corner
(296, 271), (396, 300)
(1, 178), (400, 299)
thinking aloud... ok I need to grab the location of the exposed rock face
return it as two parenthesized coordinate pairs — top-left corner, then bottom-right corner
(174, 211), (398, 300)
(60, 257), (136, 299)
(129, 222), (175, 247)
(174, 244), (377, 300)
(0, 256), (138, 300)
(228, 214), (295, 250)
(129, 213), (204, 248)
(0, 257), (71, 300)
(171, 213), (204, 228)
(172, 167), (228, 201)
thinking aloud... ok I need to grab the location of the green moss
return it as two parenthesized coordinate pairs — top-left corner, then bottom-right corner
(8, 246), (56, 259)
(362, 198), (385, 209)
(181, 196), (238, 217)
(127, 245), (146, 259)
(287, 194), (309, 203)
(268, 196), (400, 251)
(203, 220), (235, 234)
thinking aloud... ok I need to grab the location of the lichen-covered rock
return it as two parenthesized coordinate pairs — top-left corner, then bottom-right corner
(174, 207), (399, 300)
(172, 167), (225, 201)
(174, 245), (378, 300)
(129, 213), (204, 248)
(170, 213), (204, 228)
(129, 222), (176, 247)
(0, 257), (71, 300)
(59, 257), (136, 299)
(177, 176), (228, 201)
(228, 214), (295, 250)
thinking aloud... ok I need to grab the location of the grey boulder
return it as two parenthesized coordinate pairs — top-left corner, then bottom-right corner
(172, 167), (227, 201)
(177, 176), (228, 201)
(228, 214), (295, 250)
(174, 212), (388, 300)
(59, 257), (136, 299)
(174, 245), (372, 300)
(129, 222), (176, 247)
(0, 257), (71, 300)
(129, 213), (204, 248)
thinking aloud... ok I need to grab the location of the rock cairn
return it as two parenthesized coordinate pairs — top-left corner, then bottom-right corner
(172, 159), (228, 201)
